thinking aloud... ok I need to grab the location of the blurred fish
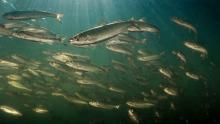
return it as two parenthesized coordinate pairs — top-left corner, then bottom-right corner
(0, 59), (19, 69)
(128, 19), (160, 33)
(126, 101), (155, 109)
(6, 74), (22, 81)
(0, 105), (22, 117)
(12, 31), (64, 44)
(185, 72), (200, 80)
(128, 109), (139, 124)
(137, 55), (160, 62)
(112, 60), (128, 72)
(158, 67), (173, 79)
(89, 101), (120, 110)
(163, 87), (178, 96)
(172, 51), (186, 64)
(8, 80), (32, 92)
(76, 78), (107, 89)
(66, 61), (104, 73)
(36, 69), (55, 78)
(33, 106), (48, 114)
(2, 22), (30, 29)
(0, 25), (13, 36)
(74, 92), (92, 102)
(117, 33), (146, 44)
(3, 11), (64, 22)
(52, 92), (88, 105)
(18, 26), (52, 34)
(106, 44), (133, 56)
(108, 86), (125, 94)
(184, 41), (208, 58)
(171, 17), (197, 34)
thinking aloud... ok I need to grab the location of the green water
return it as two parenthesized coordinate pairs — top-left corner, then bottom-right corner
(0, 0), (220, 124)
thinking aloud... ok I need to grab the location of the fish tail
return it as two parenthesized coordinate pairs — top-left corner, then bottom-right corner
(141, 38), (146, 44)
(61, 37), (66, 42)
(56, 13), (64, 22)
(115, 105), (120, 109)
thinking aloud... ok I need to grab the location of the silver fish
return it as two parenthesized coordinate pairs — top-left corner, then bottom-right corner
(171, 17), (197, 34)
(184, 41), (208, 57)
(3, 11), (63, 22)
(69, 20), (136, 45)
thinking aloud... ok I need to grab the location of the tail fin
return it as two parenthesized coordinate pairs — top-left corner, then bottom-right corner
(56, 14), (64, 22)
(115, 105), (120, 109)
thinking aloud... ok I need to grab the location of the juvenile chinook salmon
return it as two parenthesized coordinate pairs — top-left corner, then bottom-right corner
(3, 11), (63, 22)
(89, 101), (120, 110)
(171, 17), (197, 34)
(0, 105), (22, 117)
(69, 20), (135, 45)
(12, 31), (63, 44)
(126, 101), (155, 108)
(185, 72), (200, 80)
(128, 109), (139, 124)
(184, 41), (208, 57)
(69, 20), (153, 46)
(172, 51), (187, 63)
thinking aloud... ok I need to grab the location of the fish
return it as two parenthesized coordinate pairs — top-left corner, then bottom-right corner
(2, 22), (30, 29)
(74, 92), (92, 102)
(66, 61), (104, 73)
(11, 31), (63, 44)
(137, 55), (160, 62)
(76, 78), (107, 89)
(0, 25), (13, 36)
(52, 53), (73, 63)
(107, 39), (131, 46)
(158, 67), (173, 79)
(106, 44), (133, 56)
(3, 11), (64, 22)
(69, 20), (139, 45)
(126, 101), (155, 109)
(137, 49), (148, 56)
(111, 60), (128, 72)
(172, 51), (186, 63)
(26, 68), (40, 77)
(108, 86), (125, 94)
(89, 101), (120, 110)
(52, 92), (88, 105)
(185, 72), (200, 80)
(0, 105), (22, 117)
(114, 33), (146, 44)
(35, 70), (55, 77)
(33, 107), (48, 114)
(49, 62), (68, 73)
(18, 26), (54, 35)
(8, 80), (32, 92)
(0, 59), (19, 69)
(66, 96), (88, 105)
(128, 109), (139, 124)
(163, 87), (178, 96)
(11, 55), (28, 64)
(6, 74), (22, 81)
(128, 19), (160, 33)
(171, 17), (197, 34)
(184, 41), (208, 57)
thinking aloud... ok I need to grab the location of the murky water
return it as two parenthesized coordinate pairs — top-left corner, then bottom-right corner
(0, 0), (220, 124)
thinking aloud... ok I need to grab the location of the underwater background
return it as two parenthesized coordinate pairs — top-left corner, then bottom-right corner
(0, 0), (220, 124)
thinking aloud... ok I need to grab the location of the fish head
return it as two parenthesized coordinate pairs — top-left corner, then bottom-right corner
(69, 34), (93, 45)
